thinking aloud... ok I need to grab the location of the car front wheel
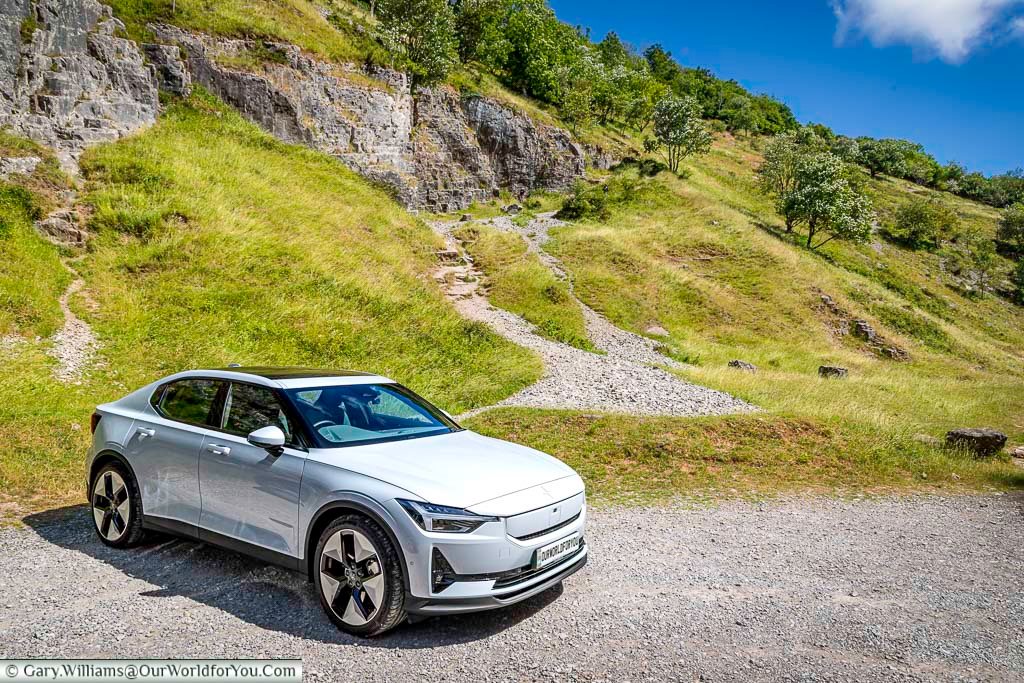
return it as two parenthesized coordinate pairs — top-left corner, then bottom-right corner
(90, 461), (145, 548)
(314, 514), (406, 637)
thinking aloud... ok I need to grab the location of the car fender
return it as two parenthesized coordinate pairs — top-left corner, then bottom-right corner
(302, 489), (417, 589)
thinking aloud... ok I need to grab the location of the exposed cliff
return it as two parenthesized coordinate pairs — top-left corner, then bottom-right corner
(0, 0), (159, 171)
(153, 25), (585, 211)
(0, 2), (587, 210)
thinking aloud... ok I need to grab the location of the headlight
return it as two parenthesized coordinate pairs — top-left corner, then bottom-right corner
(397, 499), (498, 533)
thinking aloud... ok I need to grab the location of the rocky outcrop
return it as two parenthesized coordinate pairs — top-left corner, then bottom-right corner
(817, 293), (910, 361)
(151, 26), (585, 211)
(0, 0), (160, 171)
(36, 207), (86, 245)
(818, 365), (848, 379)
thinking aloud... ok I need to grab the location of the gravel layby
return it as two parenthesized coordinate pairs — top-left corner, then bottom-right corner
(2, 494), (1022, 681)
(431, 215), (754, 418)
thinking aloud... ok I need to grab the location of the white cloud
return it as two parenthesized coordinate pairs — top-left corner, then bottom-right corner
(832, 0), (1024, 62)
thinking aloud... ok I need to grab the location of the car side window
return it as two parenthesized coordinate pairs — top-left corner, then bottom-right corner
(222, 383), (293, 444)
(159, 379), (221, 426)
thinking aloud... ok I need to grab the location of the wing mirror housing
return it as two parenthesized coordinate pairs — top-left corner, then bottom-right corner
(247, 425), (286, 455)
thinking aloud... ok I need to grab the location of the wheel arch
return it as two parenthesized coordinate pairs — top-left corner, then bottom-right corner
(305, 498), (410, 591)
(88, 450), (142, 505)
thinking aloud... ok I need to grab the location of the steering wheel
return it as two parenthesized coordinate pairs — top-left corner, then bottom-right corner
(313, 419), (337, 430)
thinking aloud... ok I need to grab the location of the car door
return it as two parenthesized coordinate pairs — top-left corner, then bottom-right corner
(198, 381), (307, 558)
(125, 377), (224, 529)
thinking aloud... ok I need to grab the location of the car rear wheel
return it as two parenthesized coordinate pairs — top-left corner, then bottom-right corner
(90, 462), (145, 548)
(314, 514), (406, 637)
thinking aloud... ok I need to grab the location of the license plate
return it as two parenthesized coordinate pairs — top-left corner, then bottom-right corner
(534, 533), (580, 569)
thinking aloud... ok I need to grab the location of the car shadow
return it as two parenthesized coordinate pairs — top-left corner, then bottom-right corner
(22, 505), (568, 648)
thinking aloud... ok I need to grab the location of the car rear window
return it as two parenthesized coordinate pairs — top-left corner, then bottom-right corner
(159, 379), (220, 426)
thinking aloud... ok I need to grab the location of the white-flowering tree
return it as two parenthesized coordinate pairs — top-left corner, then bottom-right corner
(652, 95), (712, 174)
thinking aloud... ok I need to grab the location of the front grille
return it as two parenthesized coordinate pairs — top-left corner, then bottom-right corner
(493, 540), (586, 588)
(513, 511), (581, 542)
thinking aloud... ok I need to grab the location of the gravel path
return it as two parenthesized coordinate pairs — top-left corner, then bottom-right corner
(431, 215), (753, 418)
(3, 494), (1021, 681)
(48, 263), (97, 383)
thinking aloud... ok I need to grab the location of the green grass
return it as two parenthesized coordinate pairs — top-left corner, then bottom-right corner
(105, 0), (386, 65)
(454, 222), (594, 351)
(0, 92), (541, 508)
(468, 409), (1024, 504)
(0, 133), (71, 337)
(537, 133), (1024, 459)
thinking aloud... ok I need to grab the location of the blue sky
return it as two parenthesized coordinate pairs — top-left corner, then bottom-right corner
(548, 0), (1024, 176)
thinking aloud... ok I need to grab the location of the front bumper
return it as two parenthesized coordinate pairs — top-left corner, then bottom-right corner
(384, 494), (588, 607)
(405, 546), (587, 615)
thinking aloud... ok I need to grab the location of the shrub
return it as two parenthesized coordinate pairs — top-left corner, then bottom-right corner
(996, 202), (1024, 260)
(1014, 260), (1024, 305)
(556, 170), (655, 221)
(883, 198), (958, 250)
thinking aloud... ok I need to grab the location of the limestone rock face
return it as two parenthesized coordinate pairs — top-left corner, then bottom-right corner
(152, 26), (585, 211)
(0, 0), (159, 170)
(463, 95), (584, 199)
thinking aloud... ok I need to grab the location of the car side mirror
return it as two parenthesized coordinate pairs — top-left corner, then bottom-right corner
(248, 425), (286, 455)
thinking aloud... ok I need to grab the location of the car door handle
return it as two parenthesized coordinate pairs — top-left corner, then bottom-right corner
(136, 427), (155, 439)
(206, 444), (231, 456)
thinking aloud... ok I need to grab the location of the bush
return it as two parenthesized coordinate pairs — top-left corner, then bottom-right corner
(883, 198), (958, 250)
(1014, 261), (1024, 305)
(996, 202), (1024, 260)
(556, 170), (655, 221)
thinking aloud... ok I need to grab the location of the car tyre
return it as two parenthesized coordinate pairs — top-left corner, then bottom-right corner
(314, 514), (406, 637)
(90, 461), (146, 548)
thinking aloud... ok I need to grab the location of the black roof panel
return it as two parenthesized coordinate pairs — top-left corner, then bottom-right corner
(221, 366), (375, 379)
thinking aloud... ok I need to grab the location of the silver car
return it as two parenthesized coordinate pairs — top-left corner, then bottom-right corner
(87, 367), (588, 636)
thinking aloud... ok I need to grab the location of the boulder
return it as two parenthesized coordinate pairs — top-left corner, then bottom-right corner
(645, 325), (669, 337)
(728, 360), (757, 372)
(459, 214), (473, 222)
(818, 365), (848, 379)
(36, 210), (86, 245)
(851, 319), (879, 343)
(503, 203), (523, 215)
(945, 428), (1007, 458)
(1011, 446), (1024, 459)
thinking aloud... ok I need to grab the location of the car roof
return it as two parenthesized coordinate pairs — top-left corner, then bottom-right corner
(163, 367), (395, 389)
(221, 366), (375, 379)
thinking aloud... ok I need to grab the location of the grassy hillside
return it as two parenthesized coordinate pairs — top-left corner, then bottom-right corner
(0, 92), (541, 509)
(463, 133), (1024, 497)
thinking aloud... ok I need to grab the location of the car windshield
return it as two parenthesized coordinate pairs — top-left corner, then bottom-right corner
(285, 383), (458, 448)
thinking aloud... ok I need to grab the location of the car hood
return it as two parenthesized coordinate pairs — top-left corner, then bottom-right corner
(308, 429), (579, 509)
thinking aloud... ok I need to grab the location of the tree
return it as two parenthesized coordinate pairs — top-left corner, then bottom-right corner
(453, 0), (508, 63)
(378, 0), (458, 85)
(782, 153), (875, 250)
(652, 95), (712, 174)
(722, 95), (758, 137)
(858, 138), (908, 178)
(996, 202), (1024, 259)
(556, 46), (600, 134)
(884, 198), (959, 251)
(756, 129), (825, 231)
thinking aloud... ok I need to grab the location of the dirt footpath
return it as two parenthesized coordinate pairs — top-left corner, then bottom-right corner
(1, 494), (1021, 682)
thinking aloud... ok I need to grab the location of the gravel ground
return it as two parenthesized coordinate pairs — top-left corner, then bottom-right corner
(431, 216), (754, 418)
(2, 494), (1021, 681)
